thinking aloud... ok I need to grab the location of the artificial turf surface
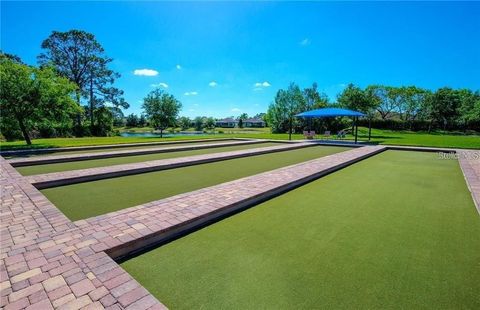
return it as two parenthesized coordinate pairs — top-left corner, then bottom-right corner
(41, 145), (349, 220)
(4, 139), (239, 159)
(120, 150), (480, 309)
(16, 142), (279, 176)
(0, 135), (221, 151)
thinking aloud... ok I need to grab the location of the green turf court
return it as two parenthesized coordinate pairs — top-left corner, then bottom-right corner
(120, 150), (480, 309)
(41, 145), (350, 220)
(16, 142), (280, 176)
(4, 139), (240, 159)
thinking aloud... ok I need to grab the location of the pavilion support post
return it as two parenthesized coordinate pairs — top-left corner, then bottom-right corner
(354, 116), (359, 144)
(368, 117), (372, 141)
(289, 117), (292, 141)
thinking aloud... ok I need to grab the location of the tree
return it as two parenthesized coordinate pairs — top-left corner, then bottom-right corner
(125, 114), (139, 127)
(204, 117), (216, 131)
(0, 50), (23, 64)
(38, 30), (128, 135)
(428, 87), (462, 130)
(0, 56), (79, 144)
(178, 116), (191, 130)
(237, 113), (248, 128)
(267, 83), (306, 139)
(92, 106), (114, 136)
(338, 83), (377, 138)
(85, 57), (129, 135)
(398, 86), (429, 128)
(337, 84), (373, 113)
(110, 107), (125, 127)
(303, 82), (328, 109)
(458, 90), (480, 128)
(138, 114), (147, 127)
(142, 89), (182, 137)
(367, 85), (397, 120)
(253, 112), (266, 119)
(194, 116), (204, 131)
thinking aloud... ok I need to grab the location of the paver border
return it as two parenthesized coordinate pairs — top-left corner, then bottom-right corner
(7, 139), (273, 166)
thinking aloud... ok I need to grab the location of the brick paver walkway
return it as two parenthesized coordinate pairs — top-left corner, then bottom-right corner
(1, 145), (385, 309)
(3, 145), (479, 309)
(25, 142), (314, 189)
(458, 150), (480, 214)
(0, 157), (166, 309)
(7, 140), (265, 166)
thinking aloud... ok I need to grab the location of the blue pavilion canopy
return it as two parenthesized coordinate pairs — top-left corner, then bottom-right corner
(296, 108), (365, 118)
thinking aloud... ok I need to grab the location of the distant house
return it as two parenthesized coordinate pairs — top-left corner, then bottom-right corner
(215, 118), (238, 128)
(244, 118), (266, 128)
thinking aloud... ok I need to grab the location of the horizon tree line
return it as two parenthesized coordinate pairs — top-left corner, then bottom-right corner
(266, 82), (480, 136)
(123, 112), (266, 131)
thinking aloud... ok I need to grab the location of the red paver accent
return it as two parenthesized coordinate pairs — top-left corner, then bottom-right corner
(25, 142), (314, 188)
(7, 139), (264, 166)
(458, 150), (480, 215)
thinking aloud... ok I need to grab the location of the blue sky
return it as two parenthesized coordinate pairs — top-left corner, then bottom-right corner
(2, 1), (479, 118)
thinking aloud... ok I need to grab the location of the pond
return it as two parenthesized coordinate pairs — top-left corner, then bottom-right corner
(120, 131), (210, 138)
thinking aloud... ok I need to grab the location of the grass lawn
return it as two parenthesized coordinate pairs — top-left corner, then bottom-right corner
(2, 127), (478, 151)
(230, 127), (480, 149)
(17, 142), (280, 176)
(41, 145), (350, 220)
(121, 150), (480, 309)
(119, 126), (271, 134)
(355, 127), (480, 149)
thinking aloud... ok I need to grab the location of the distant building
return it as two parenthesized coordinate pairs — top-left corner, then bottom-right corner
(244, 118), (266, 128)
(215, 117), (238, 128)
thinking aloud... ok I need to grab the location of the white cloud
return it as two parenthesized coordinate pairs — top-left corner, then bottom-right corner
(176, 64), (182, 70)
(231, 108), (241, 112)
(133, 69), (159, 76)
(150, 82), (169, 88)
(193, 103), (199, 107)
(300, 38), (311, 46)
(184, 91), (198, 96)
(253, 81), (271, 90)
(188, 109), (195, 112)
(209, 81), (218, 87)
